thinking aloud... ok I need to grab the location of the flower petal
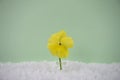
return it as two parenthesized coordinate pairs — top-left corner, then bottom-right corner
(57, 46), (68, 58)
(48, 35), (59, 44)
(57, 30), (66, 39)
(47, 43), (59, 56)
(48, 30), (66, 44)
(61, 37), (74, 48)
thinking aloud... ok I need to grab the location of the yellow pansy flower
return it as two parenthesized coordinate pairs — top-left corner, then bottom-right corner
(47, 30), (74, 58)
(47, 30), (74, 70)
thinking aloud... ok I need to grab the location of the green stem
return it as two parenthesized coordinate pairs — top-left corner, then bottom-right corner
(59, 58), (62, 70)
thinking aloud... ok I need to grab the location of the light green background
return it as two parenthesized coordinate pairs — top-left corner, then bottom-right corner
(0, 0), (120, 63)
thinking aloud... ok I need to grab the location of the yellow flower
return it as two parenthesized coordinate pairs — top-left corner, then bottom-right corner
(47, 30), (74, 58)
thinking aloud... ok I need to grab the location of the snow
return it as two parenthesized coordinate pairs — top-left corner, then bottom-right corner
(0, 61), (120, 80)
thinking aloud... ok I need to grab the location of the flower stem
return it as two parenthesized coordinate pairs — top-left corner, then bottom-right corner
(59, 58), (62, 70)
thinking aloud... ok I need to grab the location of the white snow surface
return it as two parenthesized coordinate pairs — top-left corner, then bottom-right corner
(0, 61), (120, 80)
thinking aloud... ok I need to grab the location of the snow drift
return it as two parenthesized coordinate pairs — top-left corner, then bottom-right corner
(0, 61), (120, 80)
